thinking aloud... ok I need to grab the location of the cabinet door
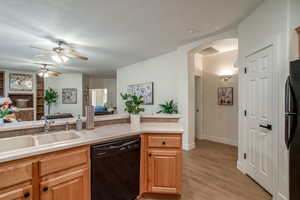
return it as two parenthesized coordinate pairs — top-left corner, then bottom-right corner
(147, 149), (181, 194)
(0, 185), (32, 200)
(40, 168), (89, 200)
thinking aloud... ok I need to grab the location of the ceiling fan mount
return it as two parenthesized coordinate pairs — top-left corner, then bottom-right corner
(31, 39), (88, 63)
(35, 63), (60, 78)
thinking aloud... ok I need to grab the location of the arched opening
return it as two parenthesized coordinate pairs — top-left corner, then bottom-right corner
(187, 38), (239, 147)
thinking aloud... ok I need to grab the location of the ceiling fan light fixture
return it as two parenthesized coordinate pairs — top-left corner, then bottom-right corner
(38, 72), (44, 77)
(52, 54), (69, 63)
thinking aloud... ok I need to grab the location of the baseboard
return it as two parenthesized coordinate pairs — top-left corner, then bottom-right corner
(237, 160), (246, 174)
(183, 142), (195, 151)
(199, 135), (237, 146)
(276, 193), (288, 200)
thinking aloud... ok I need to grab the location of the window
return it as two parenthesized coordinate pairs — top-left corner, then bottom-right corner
(89, 89), (108, 107)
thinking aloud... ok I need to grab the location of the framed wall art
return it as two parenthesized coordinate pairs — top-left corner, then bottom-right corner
(128, 82), (154, 105)
(9, 73), (33, 91)
(62, 88), (77, 104)
(218, 87), (233, 105)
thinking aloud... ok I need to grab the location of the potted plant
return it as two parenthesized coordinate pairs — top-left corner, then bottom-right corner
(45, 88), (59, 115)
(157, 100), (178, 114)
(120, 93), (145, 125)
(0, 99), (15, 125)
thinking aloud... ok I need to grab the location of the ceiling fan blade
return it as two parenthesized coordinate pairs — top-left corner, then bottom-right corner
(30, 46), (52, 51)
(34, 53), (51, 57)
(63, 48), (76, 53)
(47, 71), (60, 76)
(65, 54), (88, 60)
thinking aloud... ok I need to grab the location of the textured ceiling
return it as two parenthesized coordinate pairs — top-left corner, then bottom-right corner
(0, 0), (262, 77)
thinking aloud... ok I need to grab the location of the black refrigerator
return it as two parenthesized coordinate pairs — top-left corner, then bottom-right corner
(285, 59), (300, 200)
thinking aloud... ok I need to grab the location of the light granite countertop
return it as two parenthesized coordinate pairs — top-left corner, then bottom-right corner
(0, 122), (184, 163)
(0, 114), (181, 132)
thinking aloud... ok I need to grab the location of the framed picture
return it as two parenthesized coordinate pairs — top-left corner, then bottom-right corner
(218, 87), (233, 105)
(128, 82), (154, 105)
(62, 88), (77, 104)
(9, 73), (33, 91)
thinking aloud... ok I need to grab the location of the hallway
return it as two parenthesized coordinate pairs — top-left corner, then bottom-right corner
(181, 140), (272, 200)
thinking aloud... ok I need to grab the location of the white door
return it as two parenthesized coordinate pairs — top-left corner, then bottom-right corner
(245, 45), (273, 193)
(195, 76), (202, 139)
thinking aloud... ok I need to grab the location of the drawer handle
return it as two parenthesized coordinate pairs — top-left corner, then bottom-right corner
(24, 192), (30, 198)
(162, 141), (166, 145)
(43, 187), (49, 192)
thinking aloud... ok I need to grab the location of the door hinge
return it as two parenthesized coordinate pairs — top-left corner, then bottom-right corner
(244, 67), (247, 74)
(244, 153), (247, 160)
(244, 110), (247, 116)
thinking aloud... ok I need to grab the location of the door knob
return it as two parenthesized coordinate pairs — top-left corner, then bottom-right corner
(23, 192), (30, 198)
(43, 186), (49, 192)
(259, 124), (272, 130)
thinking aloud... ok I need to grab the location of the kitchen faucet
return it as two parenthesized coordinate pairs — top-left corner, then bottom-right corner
(44, 119), (55, 133)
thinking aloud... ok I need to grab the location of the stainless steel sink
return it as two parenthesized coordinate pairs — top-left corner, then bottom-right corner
(0, 135), (36, 153)
(37, 131), (80, 145)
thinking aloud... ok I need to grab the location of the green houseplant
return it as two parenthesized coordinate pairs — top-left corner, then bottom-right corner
(45, 88), (59, 115)
(120, 93), (145, 125)
(157, 100), (178, 114)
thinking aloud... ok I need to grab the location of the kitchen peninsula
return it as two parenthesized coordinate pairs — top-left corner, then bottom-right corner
(0, 114), (183, 200)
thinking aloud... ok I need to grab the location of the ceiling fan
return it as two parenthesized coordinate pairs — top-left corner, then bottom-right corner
(35, 63), (61, 78)
(31, 40), (88, 63)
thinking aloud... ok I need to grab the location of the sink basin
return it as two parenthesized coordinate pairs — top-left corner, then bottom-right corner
(0, 135), (36, 153)
(37, 131), (80, 145)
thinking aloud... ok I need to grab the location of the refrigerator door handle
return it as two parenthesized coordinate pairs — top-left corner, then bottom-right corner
(285, 76), (298, 149)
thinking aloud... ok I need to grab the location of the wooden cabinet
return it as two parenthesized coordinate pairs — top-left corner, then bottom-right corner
(147, 149), (181, 194)
(15, 110), (34, 121)
(141, 134), (182, 196)
(296, 27), (300, 58)
(0, 146), (90, 200)
(0, 185), (32, 200)
(40, 168), (89, 200)
(0, 133), (181, 199)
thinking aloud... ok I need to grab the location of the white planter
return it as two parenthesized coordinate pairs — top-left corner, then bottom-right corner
(130, 114), (141, 127)
(0, 118), (4, 126)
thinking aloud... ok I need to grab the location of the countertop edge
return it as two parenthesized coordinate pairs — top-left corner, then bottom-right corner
(0, 122), (184, 163)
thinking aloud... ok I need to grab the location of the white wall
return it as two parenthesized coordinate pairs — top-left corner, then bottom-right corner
(199, 50), (238, 146)
(45, 73), (83, 117)
(117, 51), (180, 114)
(88, 77), (116, 107)
(238, 0), (289, 199)
(116, 30), (237, 150)
(290, 0), (300, 60)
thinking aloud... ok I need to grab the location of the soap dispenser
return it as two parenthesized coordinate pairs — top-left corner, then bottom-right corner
(76, 114), (82, 131)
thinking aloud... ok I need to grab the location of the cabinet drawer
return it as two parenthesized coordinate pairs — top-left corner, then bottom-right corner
(39, 147), (88, 177)
(148, 136), (181, 148)
(0, 185), (32, 200)
(0, 162), (32, 189)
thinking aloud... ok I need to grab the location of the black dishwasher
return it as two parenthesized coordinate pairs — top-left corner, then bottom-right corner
(91, 136), (140, 200)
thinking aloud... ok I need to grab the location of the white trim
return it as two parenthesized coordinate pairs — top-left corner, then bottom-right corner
(277, 193), (288, 200)
(237, 160), (246, 173)
(183, 142), (195, 151)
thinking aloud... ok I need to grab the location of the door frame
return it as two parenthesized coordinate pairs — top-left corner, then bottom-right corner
(239, 36), (281, 197)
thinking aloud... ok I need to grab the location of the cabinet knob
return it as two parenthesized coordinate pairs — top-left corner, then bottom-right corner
(148, 153), (152, 157)
(23, 192), (30, 198)
(43, 186), (49, 192)
(162, 141), (166, 145)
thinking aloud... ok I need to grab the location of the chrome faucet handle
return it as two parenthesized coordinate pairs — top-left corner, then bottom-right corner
(65, 121), (70, 131)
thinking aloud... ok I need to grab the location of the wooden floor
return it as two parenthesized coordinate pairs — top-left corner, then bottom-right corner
(144, 140), (272, 200)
